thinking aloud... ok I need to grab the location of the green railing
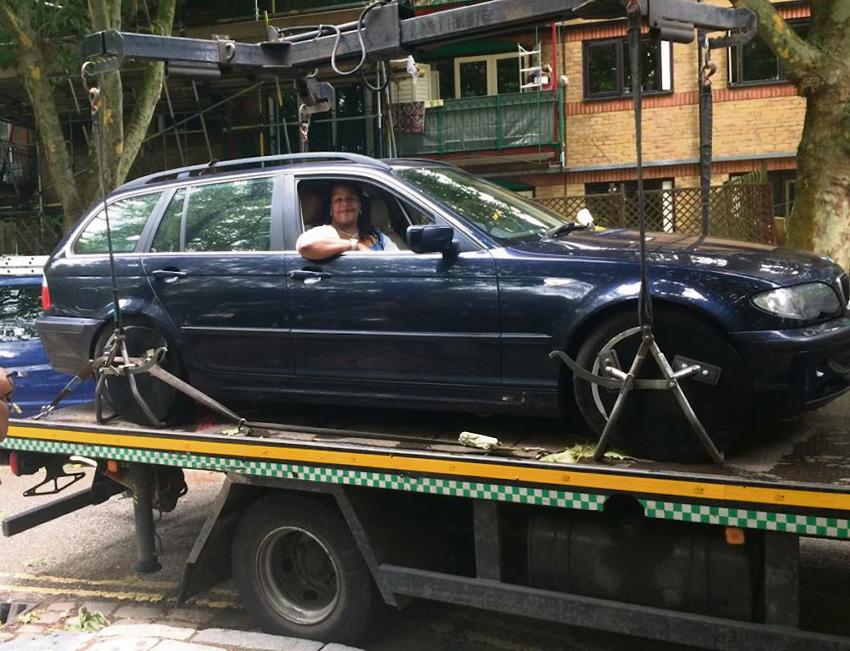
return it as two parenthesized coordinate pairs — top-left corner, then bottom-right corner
(395, 91), (558, 155)
(287, 90), (559, 157)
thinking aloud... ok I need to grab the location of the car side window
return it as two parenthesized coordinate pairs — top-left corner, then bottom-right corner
(183, 178), (273, 252)
(74, 192), (162, 254)
(0, 283), (40, 342)
(150, 188), (185, 252)
(296, 178), (433, 252)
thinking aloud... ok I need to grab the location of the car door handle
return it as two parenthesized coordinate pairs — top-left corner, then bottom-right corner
(288, 270), (332, 281)
(151, 269), (187, 283)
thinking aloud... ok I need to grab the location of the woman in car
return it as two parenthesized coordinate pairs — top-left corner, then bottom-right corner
(296, 182), (399, 260)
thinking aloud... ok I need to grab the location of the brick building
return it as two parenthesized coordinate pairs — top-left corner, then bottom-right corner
(0, 0), (807, 251)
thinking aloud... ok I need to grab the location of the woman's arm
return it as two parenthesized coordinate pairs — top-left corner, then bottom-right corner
(296, 225), (358, 261)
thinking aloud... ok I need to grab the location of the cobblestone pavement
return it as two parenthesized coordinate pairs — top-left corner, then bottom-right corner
(0, 600), (360, 651)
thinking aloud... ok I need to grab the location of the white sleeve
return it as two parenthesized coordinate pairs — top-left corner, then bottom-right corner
(296, 225), (340, 251)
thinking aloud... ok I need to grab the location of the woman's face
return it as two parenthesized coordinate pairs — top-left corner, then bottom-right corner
(330, 185), (361, 229)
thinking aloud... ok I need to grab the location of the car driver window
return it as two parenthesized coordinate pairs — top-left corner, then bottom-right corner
(297, 179), (433, 253)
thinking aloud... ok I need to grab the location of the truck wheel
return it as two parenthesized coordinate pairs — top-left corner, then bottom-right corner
(231, 494), (376, 644)
(572, 308), (753, 462)
(94, 319), (186, 426)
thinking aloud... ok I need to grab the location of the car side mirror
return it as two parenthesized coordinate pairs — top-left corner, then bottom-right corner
(406, 224), (456, 255)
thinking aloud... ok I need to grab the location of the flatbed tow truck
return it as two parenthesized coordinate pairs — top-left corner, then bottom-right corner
(4, 0), (850, 647)
(3, 399), (850, 649)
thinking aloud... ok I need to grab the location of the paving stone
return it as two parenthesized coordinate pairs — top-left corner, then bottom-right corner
(151, 641), (223, 651)
(31, 610), (65, 625)
(164, 608), (216, 626)
(0, 631), (90, 650)
(193, 629), (323, 651)
(0, 634), (11, 643)
(110, 604), (166, 621)
(46, 603), (76, 613)
(98, 624), (195, 641)
(321, 645), (363, 651)
(13, 625), (45, 635)
(87, 636), (159, 651)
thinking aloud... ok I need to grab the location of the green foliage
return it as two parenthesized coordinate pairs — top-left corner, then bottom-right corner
(0, 1), (89, 73)
(69, 606), (110, 633)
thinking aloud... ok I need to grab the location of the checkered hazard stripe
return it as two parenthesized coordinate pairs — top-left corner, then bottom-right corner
(6, 436), (850, 538)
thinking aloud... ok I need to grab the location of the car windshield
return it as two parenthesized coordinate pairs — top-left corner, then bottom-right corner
(396, 167), (568, 245)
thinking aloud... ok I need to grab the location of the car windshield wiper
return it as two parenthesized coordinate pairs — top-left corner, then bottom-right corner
(543, 222), (589, 239)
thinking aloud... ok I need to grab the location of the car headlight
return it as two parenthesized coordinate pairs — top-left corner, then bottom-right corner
(752, 283), (842, 320)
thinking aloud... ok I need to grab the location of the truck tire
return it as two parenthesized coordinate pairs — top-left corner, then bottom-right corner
(572, 308), (753, 462)
(94, 319), (187, 426)
(231, 494), (376, 644)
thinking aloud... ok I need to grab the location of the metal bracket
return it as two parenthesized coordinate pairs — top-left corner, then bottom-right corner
(23, 458), (87, 497)
(296, 76), (336, 115)
(646, 0), (756, 45)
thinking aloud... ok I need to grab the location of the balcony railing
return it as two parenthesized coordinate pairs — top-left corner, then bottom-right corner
(395, 90), (558, 155)
(302, 90), (559, 158)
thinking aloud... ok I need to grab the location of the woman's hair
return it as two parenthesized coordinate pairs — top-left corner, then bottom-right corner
(330, 182), (372, 239)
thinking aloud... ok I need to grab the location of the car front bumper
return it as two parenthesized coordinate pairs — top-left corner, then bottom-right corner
(37, 315), (105, 375)
(731, 313), (850, 420)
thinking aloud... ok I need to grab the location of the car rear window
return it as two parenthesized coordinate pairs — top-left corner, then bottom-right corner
(150, 178), (273, 253)
(75, 192), (162, 254)
(184, 178), (273, 252)
(0, 283), (40, 342)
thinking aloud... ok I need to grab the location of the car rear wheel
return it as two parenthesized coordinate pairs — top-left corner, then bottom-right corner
(231, 495), (377, 644)
(94, 318), (187, 426)
(572, 308), (753, 462)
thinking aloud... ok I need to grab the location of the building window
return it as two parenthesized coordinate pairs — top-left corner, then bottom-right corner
(454, 53), (522, 98)
(729, 20), (808, 85)
(583, 38), (672, 99)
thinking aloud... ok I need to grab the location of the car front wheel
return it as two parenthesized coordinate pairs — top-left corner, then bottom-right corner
(572, 308), (753, 462)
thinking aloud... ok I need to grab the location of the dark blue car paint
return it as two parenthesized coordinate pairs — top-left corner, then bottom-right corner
(0, 276), (94, 416)
(36, 160), (850, 424)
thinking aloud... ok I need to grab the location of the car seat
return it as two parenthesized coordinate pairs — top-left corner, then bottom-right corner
(369, 197), (408, 249)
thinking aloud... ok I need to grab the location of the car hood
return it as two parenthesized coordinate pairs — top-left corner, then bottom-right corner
(514, 229), (844, 285)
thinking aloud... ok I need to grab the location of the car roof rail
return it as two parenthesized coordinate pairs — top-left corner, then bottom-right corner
(385, 157), (456, 168)
(121, 152), (392, 191)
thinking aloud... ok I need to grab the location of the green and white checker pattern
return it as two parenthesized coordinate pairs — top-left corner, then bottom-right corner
(7, 436), (850, 538)
(2, 437), (605, 511)
(641, 499), (850, 538)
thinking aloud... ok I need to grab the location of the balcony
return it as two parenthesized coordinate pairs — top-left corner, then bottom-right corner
(306, 90), (559, 158)
(397, 90), (558, 156)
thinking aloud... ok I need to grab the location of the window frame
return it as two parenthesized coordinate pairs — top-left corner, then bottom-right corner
(582, 36), (673, 100)
(453, 52), (522, 98)
(728, 19), (808, 87)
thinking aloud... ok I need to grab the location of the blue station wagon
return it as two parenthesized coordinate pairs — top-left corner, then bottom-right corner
(37, 153), (850, 460)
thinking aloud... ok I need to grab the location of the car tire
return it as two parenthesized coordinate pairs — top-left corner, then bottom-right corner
(231, 494), (377, 644)
(572, 308), (753, 462)
(93, 318), (188, 426)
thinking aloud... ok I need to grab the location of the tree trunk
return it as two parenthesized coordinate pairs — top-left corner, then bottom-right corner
(790, 85), (850, 270)
(0, 6), (83, 229)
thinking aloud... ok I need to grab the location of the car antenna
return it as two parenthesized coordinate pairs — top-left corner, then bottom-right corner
(549, 0), (724, 464)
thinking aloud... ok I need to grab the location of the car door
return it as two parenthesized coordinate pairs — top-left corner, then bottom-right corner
(284, 174), (500, 390)
(141, 174), (293, 381)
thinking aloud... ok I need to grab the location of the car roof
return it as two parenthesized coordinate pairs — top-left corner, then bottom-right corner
(113, 153), (454, 198)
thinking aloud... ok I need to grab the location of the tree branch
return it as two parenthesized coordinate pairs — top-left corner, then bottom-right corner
(116, 0), (176, 184)
(87, 0), (110, 31)
(731, 0), (822, 89)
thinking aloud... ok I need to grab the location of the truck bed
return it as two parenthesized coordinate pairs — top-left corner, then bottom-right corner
(6, 393), (850, 540)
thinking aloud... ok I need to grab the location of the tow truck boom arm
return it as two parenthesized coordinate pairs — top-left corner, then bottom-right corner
(81, 0), (755, 79)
